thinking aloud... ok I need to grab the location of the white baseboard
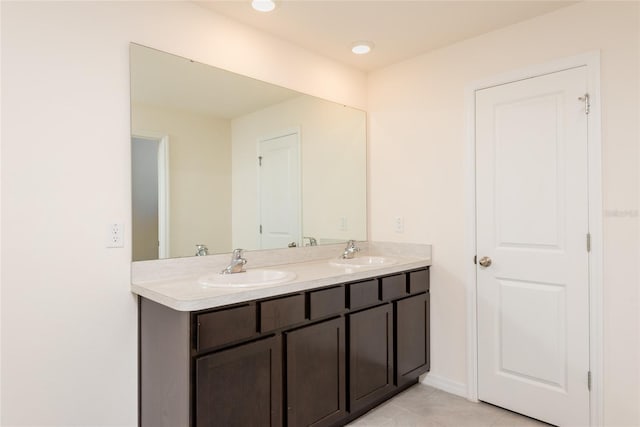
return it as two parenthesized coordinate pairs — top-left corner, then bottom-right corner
(420, 373), (468, 399)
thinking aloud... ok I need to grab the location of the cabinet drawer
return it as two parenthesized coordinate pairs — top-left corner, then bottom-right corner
(309, 286), (345, 320)
(196, 304), (256, 351)
(260, 294), (306, 332)
(348, 279), (379, 310)
(381, 274), (407, 301)
(409, 269), (429, 294)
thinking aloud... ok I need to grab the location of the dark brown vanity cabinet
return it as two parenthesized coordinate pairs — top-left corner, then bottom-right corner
(395, 293), (430, 387)
(195, 336), (282, 427)
(394, 269), (431, 387)
(347, 303), (394, 413)
(139, 267), (430, 427)
(285, 317), (346, 427)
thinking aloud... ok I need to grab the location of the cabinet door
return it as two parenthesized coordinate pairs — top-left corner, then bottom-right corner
(396, 293), (430, 387)
(286, 317), (346, 427)
(348, 304), (394, 413)
(195, 336), (282, 427)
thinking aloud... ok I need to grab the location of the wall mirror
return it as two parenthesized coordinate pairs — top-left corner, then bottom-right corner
(130, 44), (367, 261)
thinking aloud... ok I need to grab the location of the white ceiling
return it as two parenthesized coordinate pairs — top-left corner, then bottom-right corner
(196, 1), (577, 72)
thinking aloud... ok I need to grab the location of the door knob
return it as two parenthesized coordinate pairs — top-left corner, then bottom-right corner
(478, 256), (492, 267)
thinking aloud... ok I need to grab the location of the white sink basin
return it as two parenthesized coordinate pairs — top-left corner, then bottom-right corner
(198, 269), (296, 288)
(329, 256), (397, 268)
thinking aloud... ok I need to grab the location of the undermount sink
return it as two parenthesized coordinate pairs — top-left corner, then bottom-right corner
(198, 269), (296, 288)
(329, 256), (397, 268)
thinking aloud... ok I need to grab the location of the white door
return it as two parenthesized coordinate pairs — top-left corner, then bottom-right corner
(476, 66), (590, 426)
(258, 132), (301, 249)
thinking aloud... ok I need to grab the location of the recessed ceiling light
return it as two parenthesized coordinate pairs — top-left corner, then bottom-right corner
(252, 0), (276, 12)
(351, 41), (374, 55)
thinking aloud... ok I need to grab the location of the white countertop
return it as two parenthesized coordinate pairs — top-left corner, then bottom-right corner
(131, 242), (432, 312)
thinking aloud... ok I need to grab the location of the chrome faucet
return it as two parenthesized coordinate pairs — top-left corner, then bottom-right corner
(220, 249), (247, 274)
(195, 244), (209, 256)
(341, 240), (360, 259)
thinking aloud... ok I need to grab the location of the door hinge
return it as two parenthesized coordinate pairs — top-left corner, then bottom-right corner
(473, 255), (477, 265)
(587, 233), (591, 252)
(587, 370), (592, 391)
(578, 93), (590, 115)
(258, 156), (262, 166)
(259, 224), (262, 234)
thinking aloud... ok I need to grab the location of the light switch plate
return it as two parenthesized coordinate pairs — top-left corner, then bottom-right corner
(394, 216), (404, 233)
(339, 216), (348, 231)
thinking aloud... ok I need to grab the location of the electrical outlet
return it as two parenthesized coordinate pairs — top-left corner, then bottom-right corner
(394, 216), (404, 233)
(107, 223), (124, 248)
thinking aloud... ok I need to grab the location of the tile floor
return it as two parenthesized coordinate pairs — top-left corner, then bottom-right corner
(348, 384), (552, 427)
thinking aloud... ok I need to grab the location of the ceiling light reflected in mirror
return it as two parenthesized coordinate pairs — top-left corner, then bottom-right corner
(351, 41), (374, 55)
(252, 0), (276, 13)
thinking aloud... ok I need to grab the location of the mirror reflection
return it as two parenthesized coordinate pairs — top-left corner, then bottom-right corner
(130, 44), (367, 261)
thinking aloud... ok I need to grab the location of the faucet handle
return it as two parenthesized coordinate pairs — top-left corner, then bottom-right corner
(346, 240), (359, 249)
(195, 244), (209, 256)
(231, 248), (244, 259)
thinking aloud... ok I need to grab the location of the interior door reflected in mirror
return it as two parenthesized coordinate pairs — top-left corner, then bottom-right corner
(130, 44), (367, 261)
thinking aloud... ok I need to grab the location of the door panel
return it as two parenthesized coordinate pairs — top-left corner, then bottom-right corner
(476, 66), (589, 426)
(498, 279), (566, 389)
(494, 94), (564, 249)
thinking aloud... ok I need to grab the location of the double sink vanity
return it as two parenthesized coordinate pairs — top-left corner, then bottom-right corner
(129, 44), (430, 427)
(132, 241), (432, 427)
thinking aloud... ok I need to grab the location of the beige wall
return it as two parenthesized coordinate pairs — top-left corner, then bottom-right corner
(0, 1), (366, 425)
(231, 95), (367, 249)
(132, 103), (232, 257)
(368, 2), (639, 425)
(3, 0), (638, 426)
